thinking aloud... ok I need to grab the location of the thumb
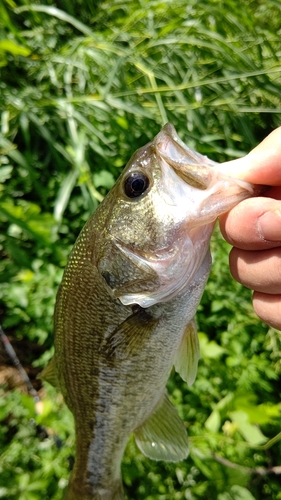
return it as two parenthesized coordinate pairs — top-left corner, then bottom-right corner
(218, 127), (281, 186)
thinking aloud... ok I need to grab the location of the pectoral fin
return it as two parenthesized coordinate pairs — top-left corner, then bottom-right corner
(40, 356), (59, 388)
(134, 392), (189, 462)
(102, 307), (159, 360)
(174, 320), (200, 386)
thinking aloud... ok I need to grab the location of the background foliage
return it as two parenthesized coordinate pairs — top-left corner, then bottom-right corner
(1, 0), (281, 498)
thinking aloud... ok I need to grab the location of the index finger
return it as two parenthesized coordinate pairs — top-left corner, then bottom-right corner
(218, 127), (281, 186)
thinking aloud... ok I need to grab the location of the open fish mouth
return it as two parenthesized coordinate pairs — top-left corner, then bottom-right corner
(97, 123), (261, 309)
(155, 123), (216, 190)
(155, 123), (258, 223)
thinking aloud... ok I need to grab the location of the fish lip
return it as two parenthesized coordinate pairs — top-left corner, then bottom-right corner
(155, 123), (215, 166)
(155, 124), (263, 199)
(154, 123), (216, 190)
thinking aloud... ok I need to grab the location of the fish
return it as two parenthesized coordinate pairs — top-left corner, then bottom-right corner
(42, 124), (259, 500)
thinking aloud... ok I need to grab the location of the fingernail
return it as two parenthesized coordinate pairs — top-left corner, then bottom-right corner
(258, 211), (281, 241)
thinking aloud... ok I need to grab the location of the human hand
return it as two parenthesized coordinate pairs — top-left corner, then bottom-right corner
(219, 127), (281, 330)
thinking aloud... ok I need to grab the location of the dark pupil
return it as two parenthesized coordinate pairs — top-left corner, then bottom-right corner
(124, 173), (149, 198)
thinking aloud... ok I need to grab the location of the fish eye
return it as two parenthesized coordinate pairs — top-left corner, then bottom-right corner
(124, 172), (150, 199)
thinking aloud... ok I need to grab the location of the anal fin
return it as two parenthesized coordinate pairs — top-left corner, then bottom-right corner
(134, 392), (189, 462)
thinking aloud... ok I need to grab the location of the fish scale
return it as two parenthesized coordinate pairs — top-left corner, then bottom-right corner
(42, 124), (261, 499)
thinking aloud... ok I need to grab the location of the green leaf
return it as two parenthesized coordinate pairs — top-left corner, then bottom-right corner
(0, 165), (13, 183)
(199, 332), (226, 358)
(205, 409), (221, 432)
(0, 40), (31, 57)
(229, 411), (267, 445)
(16, 4), (93, 36)
(93, 170), (115, 190)
(0, 200), (56, 246)
(53, 169), (78, 222)
(218, 485), (256, 500)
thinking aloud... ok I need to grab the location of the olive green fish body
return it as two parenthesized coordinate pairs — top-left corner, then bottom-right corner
(46, 124), (259, 499)
(54, 213), (211, 499)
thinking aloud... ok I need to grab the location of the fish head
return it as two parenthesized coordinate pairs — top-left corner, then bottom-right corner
(96, 124), (258, 307)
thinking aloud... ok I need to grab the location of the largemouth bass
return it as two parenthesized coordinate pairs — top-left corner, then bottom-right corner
(43, 124), (259, 500)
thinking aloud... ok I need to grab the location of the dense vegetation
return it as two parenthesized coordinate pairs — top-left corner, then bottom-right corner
(1, 0), (281, 498)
